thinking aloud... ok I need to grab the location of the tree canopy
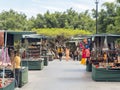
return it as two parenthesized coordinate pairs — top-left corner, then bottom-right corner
(0, 1), (120, 36)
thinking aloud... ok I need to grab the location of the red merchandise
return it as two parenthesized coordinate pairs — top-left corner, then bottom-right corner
(82, 48), (86, 58)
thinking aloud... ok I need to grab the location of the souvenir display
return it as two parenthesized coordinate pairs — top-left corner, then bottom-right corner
(91, 34), (120, 81)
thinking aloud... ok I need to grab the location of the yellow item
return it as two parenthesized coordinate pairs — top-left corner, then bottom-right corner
(81, 58), (86, 65)
(57, 48), (63, 53)
(103, 54), (107, 60)
(14, 56), (21, 69)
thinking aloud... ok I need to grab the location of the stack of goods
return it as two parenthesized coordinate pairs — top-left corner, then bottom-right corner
(91, 50), (120, 69)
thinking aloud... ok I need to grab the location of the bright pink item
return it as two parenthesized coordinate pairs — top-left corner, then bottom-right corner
(85, 49), (90, 58)
(1, 47), (11, 66)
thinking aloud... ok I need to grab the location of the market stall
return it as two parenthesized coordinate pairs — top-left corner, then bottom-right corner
(0, 30), (33, 88)
(21, 34), (47, 70)
(0, 31), (15, 90)
(90, 34), (120, 81)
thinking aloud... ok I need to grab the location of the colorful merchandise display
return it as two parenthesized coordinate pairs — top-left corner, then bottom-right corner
(90, 34), (120, 81)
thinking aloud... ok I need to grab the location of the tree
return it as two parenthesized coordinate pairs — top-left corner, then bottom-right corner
(97, 2), (117, 33)
(0, 9), (27, 30)
(113, 0), (120, 33)
(34, 14), (45, 28)
(27, 16), (36, 30)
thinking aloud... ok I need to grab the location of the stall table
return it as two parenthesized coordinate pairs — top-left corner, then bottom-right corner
(92, 65), (120, 81)
(86, 62), (92, 72)
(0, 78), (15, 90)
(0, 67), (28, 88)
(22, 58), (44, 70)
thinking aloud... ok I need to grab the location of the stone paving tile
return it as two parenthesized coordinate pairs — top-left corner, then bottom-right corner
(16, 60), (120, 90)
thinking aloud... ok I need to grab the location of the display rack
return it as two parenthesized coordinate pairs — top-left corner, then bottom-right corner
(21, 34), (46, 70)
(27, 45), (40, 58)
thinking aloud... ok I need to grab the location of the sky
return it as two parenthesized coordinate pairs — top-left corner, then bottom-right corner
(0, 0), (116, 18)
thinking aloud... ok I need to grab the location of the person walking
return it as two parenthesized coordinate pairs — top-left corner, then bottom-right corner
(57, 47), (63, 61)
(14, 50), (21, 87)
(65, 47), (70, 61)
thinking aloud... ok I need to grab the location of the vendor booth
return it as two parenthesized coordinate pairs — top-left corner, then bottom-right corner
(0, 30), (34, 89)
(21, 34), (47, 70)
(90, 34), (120, 81)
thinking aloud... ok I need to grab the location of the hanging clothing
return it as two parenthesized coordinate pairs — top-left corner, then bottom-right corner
(81, 48), (86, 65)
(85, 49), (90, 58)
(82, 49), (86, 58)
(0, 47), (11, 66)
(79, 42), (83, 49)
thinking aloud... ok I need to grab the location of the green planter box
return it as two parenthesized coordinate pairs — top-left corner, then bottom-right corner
(44, 57), (48, 66)
(41, 56), (48, 66)
(0, 79), (15, 90)
(22, 59), (44, 70)
(92, 65), (120, 81)
(86, 62), (92, 72)
(19, 67), (28, 88)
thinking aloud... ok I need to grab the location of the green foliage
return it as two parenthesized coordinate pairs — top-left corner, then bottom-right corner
(32, 28), (92, 37)
(0, 8), (95, 33)
(98, 2), (117, 33)
(0, 9), (27, 30)
(30, 8), (95, 32)
(1, 1), (120, 34)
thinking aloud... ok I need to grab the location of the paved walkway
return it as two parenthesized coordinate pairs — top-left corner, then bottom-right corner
(18, 59), (120, 90)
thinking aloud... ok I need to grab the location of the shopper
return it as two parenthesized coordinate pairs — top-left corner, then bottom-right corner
(14, 50), (21, 87)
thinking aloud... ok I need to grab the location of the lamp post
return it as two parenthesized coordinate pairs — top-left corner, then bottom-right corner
(95, 0), (99, 34)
